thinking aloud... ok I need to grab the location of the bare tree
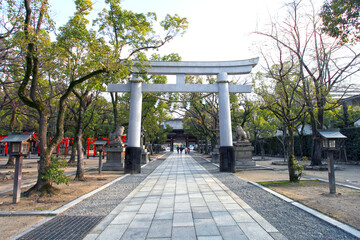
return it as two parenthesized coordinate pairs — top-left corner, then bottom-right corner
(256, 0), (360, 165)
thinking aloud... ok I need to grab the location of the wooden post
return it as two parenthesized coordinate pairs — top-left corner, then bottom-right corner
(98, 150), (103, 174)
(328, 151), (336, 194)
(13, 155), (23, 203)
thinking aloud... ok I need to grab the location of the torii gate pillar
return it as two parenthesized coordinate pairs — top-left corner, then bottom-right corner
(124, 75), (143, 174)
(217, 72), (235, 172)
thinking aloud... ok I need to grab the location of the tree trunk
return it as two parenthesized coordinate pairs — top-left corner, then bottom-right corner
(342, 102), (351, 128)
(5, 156), (15, 167)
(111, 93), (118, 131)
(260, 139), (265, 160)
(68, 140), (77, 166)
(25, 112), (54, 195)
(75, 133), (85, 180)
(75, 98), (85, 181)
(311, 138), (323, 165)
(287, 127), (298, 182)
(5, 110), (16, 167)
(310, 113), (323, 165)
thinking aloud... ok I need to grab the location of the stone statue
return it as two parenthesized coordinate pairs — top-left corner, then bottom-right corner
(109, 126), (124, 143)
(235, 125), (249, 142)
(103, 126), (125, 171)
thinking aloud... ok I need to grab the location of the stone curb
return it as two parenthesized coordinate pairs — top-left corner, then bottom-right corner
(196, 154), (360, 239)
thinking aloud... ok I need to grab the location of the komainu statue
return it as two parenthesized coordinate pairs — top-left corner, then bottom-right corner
(109, 126), (124, 143)
(235, 125), (249, 142)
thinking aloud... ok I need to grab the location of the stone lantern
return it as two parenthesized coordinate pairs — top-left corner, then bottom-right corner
(0, 133), (38, 203)
(318, 129), (347, 194)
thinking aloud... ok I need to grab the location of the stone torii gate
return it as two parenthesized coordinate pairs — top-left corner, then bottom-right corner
(108, 58), (259, 174)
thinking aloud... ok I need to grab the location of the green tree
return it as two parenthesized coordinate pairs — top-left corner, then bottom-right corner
(18, 0), (109, 194)
(17, 0), (187, 194)
(321, 0), (360, 45)
(245, 104), (277, 160)
(94, 0), (188, 130)
(256, 62), (306, 182)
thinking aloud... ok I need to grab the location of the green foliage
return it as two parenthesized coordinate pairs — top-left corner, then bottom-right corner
(259, 180), (319, 187)
(321, 0), (360, 44)
(324, 103), (360, 128)
(41, 157), (70, 186)
(341, 127), (360, 161)
(293, 156), (308, 180)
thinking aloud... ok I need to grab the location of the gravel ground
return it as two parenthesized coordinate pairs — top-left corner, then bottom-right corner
(193, 156), (359, 240)
(16, 154), (169, 240)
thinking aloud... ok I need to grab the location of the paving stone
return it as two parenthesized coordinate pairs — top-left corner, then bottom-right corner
(154, 207), (173, 220)
(138, 203), (158, 214)
(218, 225), (248, 240)
(197, 237), (223, 240)
(207, 201), (227, 211)
(238, 222), (274, 240)
(203, 194), (219, 202)
(175, 194), (190, 203)
(120, 227), (148, 240)
(172, 226), (196, 240)
(128, 213), (153, 229)
(190, 197), (207, 207)
(218, 195), (237, 204)
(147, 219), (172, 238)
(230, 209), (255, 223)
(173, 212), (194, 227)
(122, 205), (141, 212)
(174, 201), (192, 212)
(212, 211), (237, 226)
(128, 197), (146, 206)
(112, 211), (137, 225)
(158, 197), (174, 208)
(97, 225), (127, 240)
(194, 218), (221, 236)
(192, 206), (212, 219)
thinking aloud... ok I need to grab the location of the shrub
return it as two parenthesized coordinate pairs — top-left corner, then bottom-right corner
(41, 157), (70, 186)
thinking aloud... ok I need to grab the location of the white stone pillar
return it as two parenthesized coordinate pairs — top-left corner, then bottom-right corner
(217, 72), (235, 172)
(127, 75), (143, 148)
(217, 72), (233, 147)
(125, 75), (143, 174)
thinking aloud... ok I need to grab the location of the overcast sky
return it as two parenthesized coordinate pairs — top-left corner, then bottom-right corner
(50, 0), (323, 63)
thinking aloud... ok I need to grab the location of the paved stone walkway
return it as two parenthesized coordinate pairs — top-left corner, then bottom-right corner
(84, 153), (285, 240)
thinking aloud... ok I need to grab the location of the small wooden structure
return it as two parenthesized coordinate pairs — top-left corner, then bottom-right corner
(0, 133), (38, 203)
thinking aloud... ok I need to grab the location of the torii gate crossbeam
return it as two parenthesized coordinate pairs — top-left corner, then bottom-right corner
(108, 58), (258, 174)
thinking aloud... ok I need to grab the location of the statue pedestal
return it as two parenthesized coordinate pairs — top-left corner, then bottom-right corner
(103, 142), (124, 171)
(234, 141), (256, 171)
